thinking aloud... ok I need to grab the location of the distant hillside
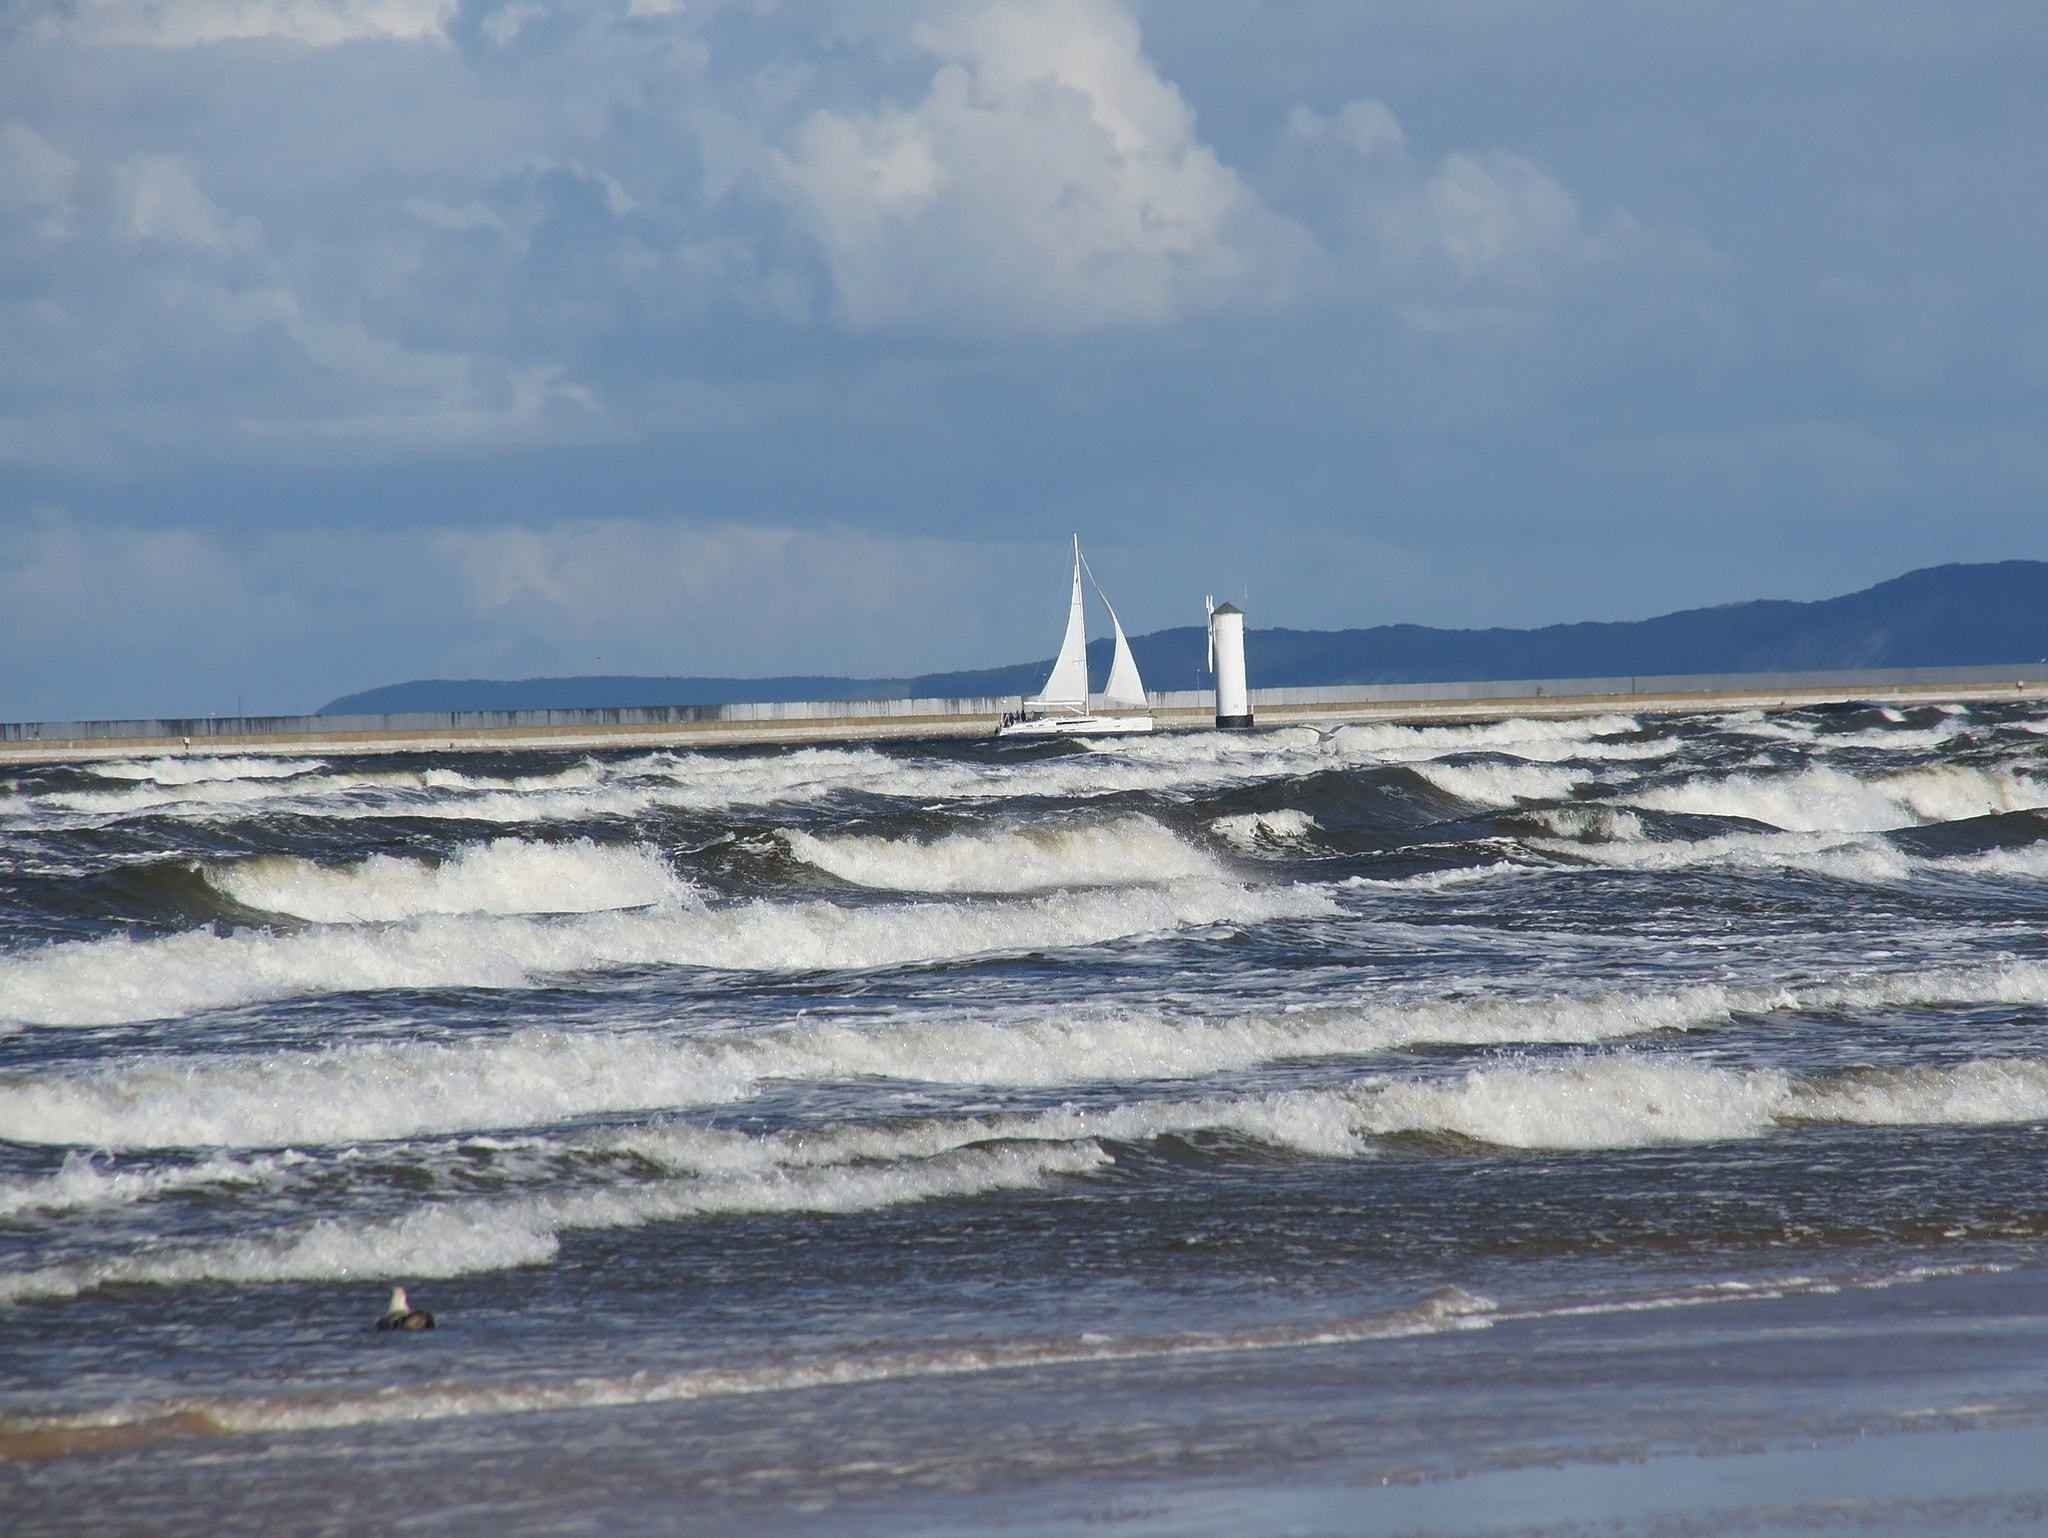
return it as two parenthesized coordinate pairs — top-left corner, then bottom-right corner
(320, 560), (2048, 714)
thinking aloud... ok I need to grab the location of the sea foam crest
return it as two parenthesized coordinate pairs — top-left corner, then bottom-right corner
(205, 838), (690, 922)
(1627, 762), (2048, 833)
(13, 1047), (2048, 1303)
(1410, 760), (1589, 808)
(0, 979), (1745, 1147)
(21, 955), (2048, 1148)
(1326, 714), (1669, 766)
(0, 880), (1331, 1027)
(1210, 809), (1319, 851)
(1361, 1052), (2048, 1150)
(780, 814), (1222, 893)
(88, 756), (320, 785)
(0, 1139), (1112, 1303)
(0, 1088), (1401, 1301)
(0, 1149), (302, 1220)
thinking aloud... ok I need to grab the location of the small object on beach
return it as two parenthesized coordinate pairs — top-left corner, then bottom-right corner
(376, 1285), (436, 1331)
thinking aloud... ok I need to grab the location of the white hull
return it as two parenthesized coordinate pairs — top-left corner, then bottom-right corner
(996, 713), (1154, 739)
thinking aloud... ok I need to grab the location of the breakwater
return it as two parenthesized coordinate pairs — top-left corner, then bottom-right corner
(4, 662), (2048, 764)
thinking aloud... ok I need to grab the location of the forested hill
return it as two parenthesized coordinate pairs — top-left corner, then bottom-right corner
(319, 560), (2048, 714)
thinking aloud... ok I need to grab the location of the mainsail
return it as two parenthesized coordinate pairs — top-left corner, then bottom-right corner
(1035, 536), (1091, 713)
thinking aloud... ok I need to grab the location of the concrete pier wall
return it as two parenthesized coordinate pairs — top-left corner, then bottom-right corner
(4, 661), (2046, 764)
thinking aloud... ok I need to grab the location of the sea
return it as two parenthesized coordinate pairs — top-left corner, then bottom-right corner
(6, 703), (2048, 1535)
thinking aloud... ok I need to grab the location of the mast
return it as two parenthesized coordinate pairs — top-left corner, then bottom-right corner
(1034, 535), (1091, 713)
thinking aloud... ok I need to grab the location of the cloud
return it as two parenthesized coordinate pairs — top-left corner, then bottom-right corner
(1275, 97), (1606, 297)
(764, 0), (1305, 333)
(0, 118), (613, 468)
(2, 2), (1640, 474)
(47, 0), (457, 48)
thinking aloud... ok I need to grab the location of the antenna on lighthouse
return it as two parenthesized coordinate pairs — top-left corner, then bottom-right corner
(1208, 597), (1252, 730)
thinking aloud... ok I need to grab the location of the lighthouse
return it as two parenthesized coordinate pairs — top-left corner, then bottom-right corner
(1207, 598), (1253, 730)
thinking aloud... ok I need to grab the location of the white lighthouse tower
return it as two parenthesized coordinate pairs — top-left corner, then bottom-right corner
(1207, 597), (1253, 730)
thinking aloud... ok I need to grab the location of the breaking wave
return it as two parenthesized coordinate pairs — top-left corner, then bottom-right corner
(1410, 760), (1591, 808)
(87, 756), (320, 785)
(1210, 809), (1319, 850)
(1325, 715), (1669, 765)
(780, 815), (1222, 893)
(10, 1044), (2048, 1304)
(204, 839), (690, 923)
(1363, 1052), (2048, 1150)
(1626, 763), (2048, 833)
(0, 1150), (303, 1221)
(0, 880), (1331, 1028)
(16, 956), (2048, 1147)
(0, 1140), (1114, 1304)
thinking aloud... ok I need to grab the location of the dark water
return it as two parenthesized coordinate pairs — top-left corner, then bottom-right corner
(6, 706), (2048, 1533)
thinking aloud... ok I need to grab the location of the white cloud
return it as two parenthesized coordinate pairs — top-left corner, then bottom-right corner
(1283, 98), (1404, 162)
(117, 155), (252, 248)
(480, 2), (542, 48)
(1410, 150), (1586, 282)
(765, 0), (1302, 334)
(1276, 97), (1602, 295)
(48, 0), (457, 48)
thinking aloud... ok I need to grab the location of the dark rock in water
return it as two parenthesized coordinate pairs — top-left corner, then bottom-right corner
(376, 1285), (435, 1331)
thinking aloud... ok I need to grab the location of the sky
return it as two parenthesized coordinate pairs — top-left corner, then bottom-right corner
(2, 0), (2045, 719)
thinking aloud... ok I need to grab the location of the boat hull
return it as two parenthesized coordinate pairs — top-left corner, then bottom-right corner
(995, 714), (1154, 739)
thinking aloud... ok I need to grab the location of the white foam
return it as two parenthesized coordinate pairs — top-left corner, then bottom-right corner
(0, 1030), (760, 1148)
(7, 718), (1675, 834)
(780, 815), (1221, 893)
(1791, 1057), (2048, 1126)
(1411, 760), (1589, 808)
(0, 1198), (565, 1304)
(1531, 825), (1916, 883)
(87, 756), (321, 785)
(0, 968), (1757, 1149)
(10, 954), (1986, 1149)
(1324, 715), (1668, 765)
(1364, 1056), (1789, 1148)
(0, 1149), (300, 1220)
(204, 839), (690, 922)
(1362, 1051), (2048, 1150)
(0, 879), (1331, 1028)
(1210, 809), (1319, 851)
(1526, 806), (1647, 843)
(1342, 861), (1532, 891)
(0, 1139), (1111, 1304)
(1627, 763), (2048, 833)
(1922, 843), (2048, 880)
(606, 1088), (1374, 1176)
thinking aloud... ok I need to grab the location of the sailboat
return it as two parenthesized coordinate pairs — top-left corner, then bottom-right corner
(996, 537), (1155, 738)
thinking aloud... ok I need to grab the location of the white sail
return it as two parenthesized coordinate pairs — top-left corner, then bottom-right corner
(1035, 536), (1090, 713)
(1098, 600), (1146, 708)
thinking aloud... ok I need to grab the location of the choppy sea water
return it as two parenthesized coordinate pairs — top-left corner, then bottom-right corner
(6, 705), (2048, 1534)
